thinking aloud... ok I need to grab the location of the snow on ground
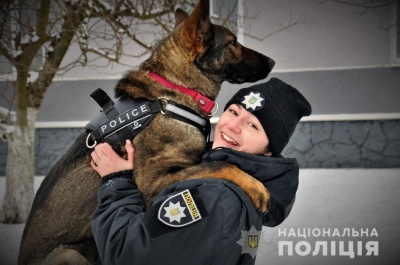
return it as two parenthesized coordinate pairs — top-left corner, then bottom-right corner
(1, 169), (399, 265)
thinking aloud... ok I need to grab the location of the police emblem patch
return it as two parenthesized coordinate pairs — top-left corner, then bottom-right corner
(158, 189), (202, 228)
(236, 225), (262, 259)
(241, 91), (265, 111)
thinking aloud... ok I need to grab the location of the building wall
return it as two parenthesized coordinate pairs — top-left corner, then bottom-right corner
(242, 0), (397, 70)
(1, 0), (399, 175)
(1, 118), (399, 175)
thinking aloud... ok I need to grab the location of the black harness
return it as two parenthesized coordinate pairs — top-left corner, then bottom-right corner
(85, 88), (210, 148)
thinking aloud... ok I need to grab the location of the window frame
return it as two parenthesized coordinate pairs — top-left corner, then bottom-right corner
(390, 0), (400, 64)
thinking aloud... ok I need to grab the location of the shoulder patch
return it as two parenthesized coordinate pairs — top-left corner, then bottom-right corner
(158, 189), (202, 228)
(236, 225), (262, 259)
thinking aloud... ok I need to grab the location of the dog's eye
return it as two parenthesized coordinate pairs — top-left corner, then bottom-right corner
(230, 38), (237, 46)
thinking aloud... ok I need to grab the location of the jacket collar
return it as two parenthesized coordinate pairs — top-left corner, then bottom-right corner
(202, 147), (299, 182)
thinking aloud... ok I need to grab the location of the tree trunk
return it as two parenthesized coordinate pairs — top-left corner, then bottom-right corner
(0, 108), (36, 224)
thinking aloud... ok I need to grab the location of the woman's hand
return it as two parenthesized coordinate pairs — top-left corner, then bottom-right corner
(90, 139), (135, 178)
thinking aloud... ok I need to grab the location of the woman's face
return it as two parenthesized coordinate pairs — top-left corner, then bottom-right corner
(212, 104), (272, 156)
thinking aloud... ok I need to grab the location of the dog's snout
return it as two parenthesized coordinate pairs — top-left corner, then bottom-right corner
(268, 59), (275, 70)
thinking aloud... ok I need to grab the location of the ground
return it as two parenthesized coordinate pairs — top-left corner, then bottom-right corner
(1, 169), (399, 265)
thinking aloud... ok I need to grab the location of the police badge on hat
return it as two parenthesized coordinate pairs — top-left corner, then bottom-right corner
(158, 189), (202, 228)
(241, 91), (265, 112)
(236, 225), (262, 259)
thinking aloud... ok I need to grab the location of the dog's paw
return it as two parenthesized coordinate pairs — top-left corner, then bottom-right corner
(242, 176), (271, 213)
(207, 163), (271, 213)
(220, 165), (271, 213)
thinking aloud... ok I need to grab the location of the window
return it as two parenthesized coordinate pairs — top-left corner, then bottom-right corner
(210, 0), (238, 34)
(391, 0), (400, 63)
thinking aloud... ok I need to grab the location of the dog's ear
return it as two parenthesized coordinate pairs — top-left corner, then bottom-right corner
(175, 8), (189, 28)
(181, 0), (211, 54)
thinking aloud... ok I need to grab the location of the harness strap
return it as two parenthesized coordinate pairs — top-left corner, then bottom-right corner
(162, 101), (210, 139)
(148, 100), (163, 114)
(90, 88), (129, 143)
(90, 88), (119, 119)
(86, 89), (210, 148)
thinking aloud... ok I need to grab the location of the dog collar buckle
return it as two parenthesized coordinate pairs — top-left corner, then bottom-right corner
(193, 93), (216, 116)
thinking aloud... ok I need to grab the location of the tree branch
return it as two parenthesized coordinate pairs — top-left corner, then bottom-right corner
(245, 12), (307, 41)
(29, 3), (87, 108)
(0, 44), (16, 66)
(317, 0), (396, 9)
(0, 106), (16, 142)
(315, 0), (396, 17)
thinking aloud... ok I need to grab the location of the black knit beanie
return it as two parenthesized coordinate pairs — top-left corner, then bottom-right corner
(224, 78), (312, 156)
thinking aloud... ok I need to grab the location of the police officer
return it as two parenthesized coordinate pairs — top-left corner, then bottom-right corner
(90, 78), (312, 265)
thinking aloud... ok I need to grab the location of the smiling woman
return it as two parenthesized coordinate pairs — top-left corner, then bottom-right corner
(213, 78), (311, 157)
(89, 77), (310, 265)
(212, 103), (271, 156)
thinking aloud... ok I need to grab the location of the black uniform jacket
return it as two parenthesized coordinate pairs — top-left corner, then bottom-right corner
(91, 148), (299, 265)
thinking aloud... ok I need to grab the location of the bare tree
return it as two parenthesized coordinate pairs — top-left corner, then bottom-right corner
(0, 0), (244, 224)
(0, 0), (201, 224)
(315, 0), (397, 14)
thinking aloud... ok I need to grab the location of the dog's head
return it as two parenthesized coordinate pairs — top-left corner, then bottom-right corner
(177, 0), (275, 83)
(142, 0), (275, 99)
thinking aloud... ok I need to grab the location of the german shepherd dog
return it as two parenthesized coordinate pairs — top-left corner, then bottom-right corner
(19, 0), (275, 264)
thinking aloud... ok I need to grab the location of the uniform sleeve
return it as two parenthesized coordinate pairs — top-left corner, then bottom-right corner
(263, 196), (295, 227)
(91, 175), (230, 265)
(91, 171), (148, 264)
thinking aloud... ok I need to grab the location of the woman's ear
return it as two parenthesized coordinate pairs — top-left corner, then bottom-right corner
(263, 151), (273, 157)
(262, 147), (272, 157)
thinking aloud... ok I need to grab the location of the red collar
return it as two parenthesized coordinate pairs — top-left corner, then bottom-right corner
(148, 72), (216, 115)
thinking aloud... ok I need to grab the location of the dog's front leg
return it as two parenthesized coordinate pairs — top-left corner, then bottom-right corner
(206, 162), (271, 213)
(195, 161), (270, 213)
(152, 161), (270, 213)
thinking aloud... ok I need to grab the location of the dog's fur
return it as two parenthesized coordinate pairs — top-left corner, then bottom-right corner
(18, 1), (275, 264)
